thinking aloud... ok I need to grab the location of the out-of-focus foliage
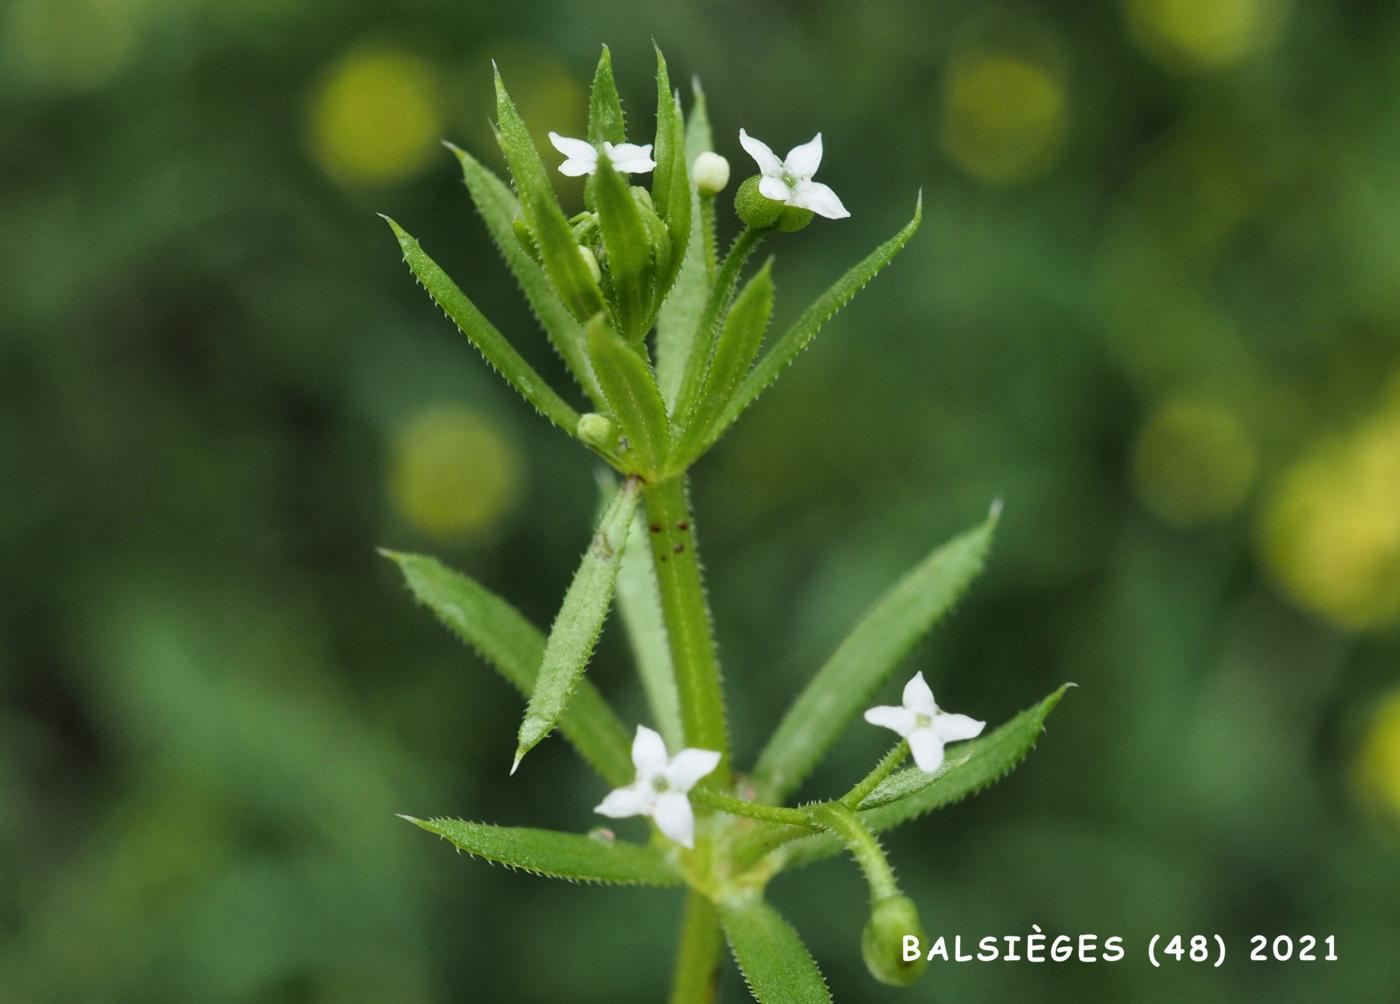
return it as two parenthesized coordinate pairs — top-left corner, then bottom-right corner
(2, 0), (1397, 1001)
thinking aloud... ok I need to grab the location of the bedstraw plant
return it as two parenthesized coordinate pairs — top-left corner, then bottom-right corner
(382, 44), (1070, 1001)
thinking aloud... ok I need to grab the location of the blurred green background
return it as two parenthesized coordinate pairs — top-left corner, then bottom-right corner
(3, 0), (1399, 1000)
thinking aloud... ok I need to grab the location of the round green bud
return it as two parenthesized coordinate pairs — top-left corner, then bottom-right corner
(734, 176), (783, 229)
(576, 412), (616, 450)
(734, 176), (814, 232)
(692, 151), (731, 196)
(577, 245), (602, 284)
(861, 895), (928, 987)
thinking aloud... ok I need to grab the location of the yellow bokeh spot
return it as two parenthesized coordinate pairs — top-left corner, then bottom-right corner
(389, 406), (521, 540)
(943, 51), (1067, 185)
(1355, 690), (1400, 823)
(3, 0), (138, 92)
(308, 45), (444, 188)
(1260, 390), (1400, 630)
(1126, 0), (1286, 72)
(1135, 400), (1258, 525)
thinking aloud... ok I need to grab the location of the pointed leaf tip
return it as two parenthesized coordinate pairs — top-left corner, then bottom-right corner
(988, 497), (1004, 521)
(510, 753), (523, 775)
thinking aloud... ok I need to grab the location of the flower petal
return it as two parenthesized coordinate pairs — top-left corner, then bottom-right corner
(901, 671), (936, 715)
(790, 180), (850, 220)
(664, 749), (722, 792)
(549, 132), (597, 161)
(908, 727), (946, 774)
(863, 705), (918, 736)
(632, 725), (669, 777)
(934, 712), (985, 743)
(594, 785), (651, 818)
(652, 792), (696, 848)
(783, 133), (823, 178)
(557, 158), (597, 177)
(758, 175), (791, 203)
(739, 128), (783, 176)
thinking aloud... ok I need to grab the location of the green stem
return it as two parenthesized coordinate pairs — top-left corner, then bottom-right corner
(808, 803), (898, 902)
(690, 788), (813, 826)
(699, 195), (717, 281)
(643, 475), (730, 783)
(670, 892), (724, 1003)
(840, 740), (909, 808)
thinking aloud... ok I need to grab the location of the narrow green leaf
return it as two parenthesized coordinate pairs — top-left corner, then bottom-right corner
(403, 817), (682, 886)
(755, 502), (999, 800)
(514, 477), (642, 770)
(651, 46), (680, 223)
(494, 68), (606, 319)
(444, 142), (603, 406)
(615, 508), (683, 749)
(588, 45), (626, 145)
(674, 259), (774, 463)
(719, 896), (832, 1004)
(382, 217), (580, 435)
(587, 315), (671, 475)
(780, 685), (1073, 869)
(701, 195), (922, 454)
(655, 222), (711, 409)
(656, 77), (718, 410)
(670, 227), (764, 430)
(383, 550), (633, 787)
(651, 49), (691, 303)
(683, 76), (713, 165)
(856, 753), (965, 810)
(594, 154), (651, 337)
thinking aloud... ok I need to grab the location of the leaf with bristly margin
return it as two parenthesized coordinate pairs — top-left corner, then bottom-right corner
(382, 551), (634, 786)
(754, 502), (999, 801)
(656, 79), (715, 409)
(779, 685), (1073, 869)
(594, 154), (651, 338)
(494, 68), (606, 320)
(614, 506), (683, 749)
(720, 896), (832, 1003)
(382, 217), (580, 435)
(856, 754), (965, 810)
(588, 45), (626, 145)
(444, 143), (602, 406)
(650, 47), (690, 302)
(673, 259), (773, 464)
(402, 817), (682, 886)
(683, 76), (713, 164)
(586, 315), (670, 475)
(513, 477), (642, 771)
(699, 195), (922, 455)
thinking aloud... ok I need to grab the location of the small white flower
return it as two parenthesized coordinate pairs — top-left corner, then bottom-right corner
(738, 128), (850, 219)
(548, 132), (656, 177)
(863, 671), (984, 773)
(594, 725), (721, 849)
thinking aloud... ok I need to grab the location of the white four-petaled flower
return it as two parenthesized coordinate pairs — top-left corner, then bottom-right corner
(594, 726), (720, 849)
(738, 128), (850, 220)
(864, 671), (985, 773)
(548, 132), (656, 177)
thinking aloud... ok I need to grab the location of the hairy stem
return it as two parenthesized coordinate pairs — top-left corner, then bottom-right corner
(840, 740), (909, 808)
(699, 195), (717, 281)
(643, 475), (730, 782)
(670, 891), (725, 1004)
(808, 803), (898, 902)
(691, 788), (814, 826)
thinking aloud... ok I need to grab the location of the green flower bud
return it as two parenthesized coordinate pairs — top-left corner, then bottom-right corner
(861, 895), (928, 987)
(692, 151), (731, 196)
(576, 412), (617, 450)
(578, 245), (602, 284)
(734, 176), (814, 232)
